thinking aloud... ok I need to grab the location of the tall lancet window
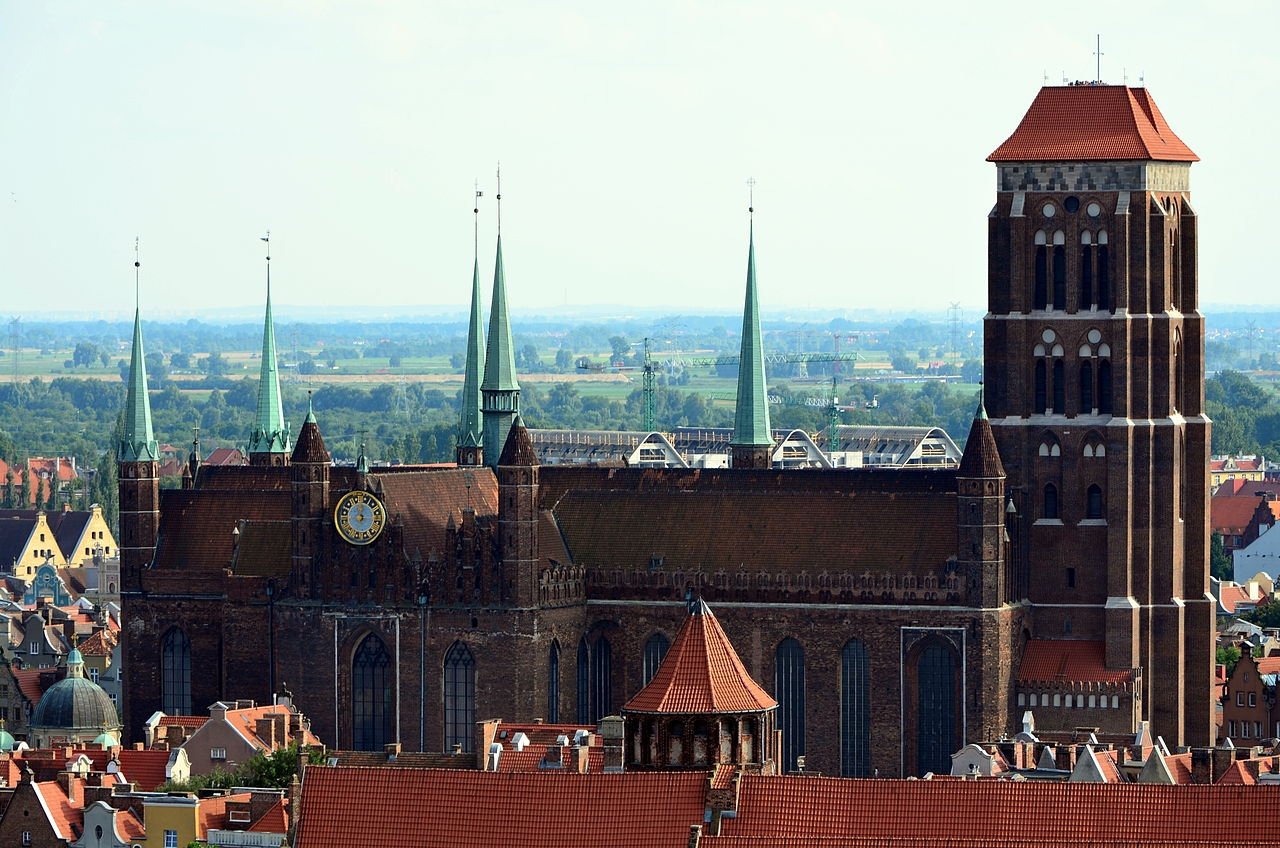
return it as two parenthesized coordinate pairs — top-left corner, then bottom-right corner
(352, 633), (392, 751)
(775, 638), (805, 773)
(840, 639), (870, 777)
(161, 628), (191, 716)
(444, 641), (476, 753)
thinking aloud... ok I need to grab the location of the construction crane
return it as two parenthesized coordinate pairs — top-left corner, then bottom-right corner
(579, 339), (860, 431)
(768, 376), (870, 463)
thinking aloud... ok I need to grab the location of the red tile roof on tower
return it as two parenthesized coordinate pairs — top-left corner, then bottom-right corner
(249, 798), (289, 833)
(988, 85), (1197, 163)
(1017, 639), (1134, 686)
(625, 599), (776, 714)
(295, 766), (709, 848)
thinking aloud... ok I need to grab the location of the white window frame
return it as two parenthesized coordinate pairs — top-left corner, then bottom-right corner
(211, 747), (227, 760)
(165, 829), (179, 848)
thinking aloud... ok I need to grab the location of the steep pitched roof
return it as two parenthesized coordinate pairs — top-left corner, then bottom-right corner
(295, 767), (709, 848)
(371, 468), (498, 558)
(719, 776), (1280, 843)
(120, 305), (159, 463)
(291, 400), (330, 464)
(625, 600), (776, 714)
(1211, 495), (1271, 535)
(231, 520), (293, 579)
(249, 798), (289, 833)
(248, 282), (290, 458)
(731, 220), (772, 448)
(481, 235), (519, 395)
(459, 253), (486, 450)
(988, 85), (1198, 162)
(498, 419), (538, 467)
(32, 779), (80, 841)
(154, 489), (290, 574)
(957, 399), (1004, 478)
(1017, 640), (1134, 686)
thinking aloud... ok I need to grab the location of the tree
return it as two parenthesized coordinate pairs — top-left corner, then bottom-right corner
(1246, 598), (1280, 629)
(555, 348), (573, 371)
(1211, 533), (1233, 581)
(518, 344), (542, 372)
(889, 350), (914, 374)
(170, 352), (191, 370)
(609, 336), (630, 360)
(17, 471), (28, 508)
(1217, 644), (1242, 678)
(72, 341), (98, 368)
(2, 470), (13, 509)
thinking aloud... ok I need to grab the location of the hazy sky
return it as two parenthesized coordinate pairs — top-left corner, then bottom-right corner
(2, 2), (1276, 320)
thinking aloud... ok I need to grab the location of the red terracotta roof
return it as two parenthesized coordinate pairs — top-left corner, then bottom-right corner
(1211, 458), (1264, 474)
(499, 421), (540, 466)
(154, 488), (290, 574)
(720, 776), (1280, 843)
(199, 792), (250, 838)
(957, 413), (1004, 479)
(291, 420), (330, 464)
(249, 798), (289, 833)
(117, 809), (145, 842)
(159, 714), (209, 729)
(1017, 640), (1133, 686)
(988, 86), (1197, 162)
(119, 748), (172, 791)
(33, 780), (79, 841)
(77, 629), (116, 657)
(1219, 584), (1251, 614)
(1253, 657), (1280, 676)
(703, 839), (1280, 848)
(295, 766), (709, 848)
(1210, 495), (1278, 535)
(204, 447), (248, 466)
(12, 666), (49, 705)
(372, 469), (498, 559)
(711, 762), (738, 789)
(625, 600), (776, 714)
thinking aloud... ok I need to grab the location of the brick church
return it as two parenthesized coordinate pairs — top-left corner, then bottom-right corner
(119, 84), (1212, 777)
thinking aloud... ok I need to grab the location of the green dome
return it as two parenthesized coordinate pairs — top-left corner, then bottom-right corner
(92, 730), (119, 748)
(0, 726), (14, 752)
(31, 651), (120, 735)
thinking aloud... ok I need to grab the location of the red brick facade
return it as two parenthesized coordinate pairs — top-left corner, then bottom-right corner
(122, 85), (1213, 779)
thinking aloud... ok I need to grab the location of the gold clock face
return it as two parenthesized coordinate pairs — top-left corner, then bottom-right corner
(334, 490), (386, 546)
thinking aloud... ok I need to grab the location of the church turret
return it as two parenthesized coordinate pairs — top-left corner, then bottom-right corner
(481, 182), (520, 468)
(730, 202), (772, 469)
(458, 191), (486, 467)
(291, 394), (331, 599)
(497, 416), (538, 607)
(182, 427), (201, 490)
(956, 391), (1007, 609)
(249, 233), (291, 466)
(623, 598), (778, 773)
(119, 244), (160, 595)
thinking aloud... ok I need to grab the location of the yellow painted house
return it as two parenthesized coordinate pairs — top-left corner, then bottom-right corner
(0, 505), (117, 580)
(1210, 455), (1266, 489)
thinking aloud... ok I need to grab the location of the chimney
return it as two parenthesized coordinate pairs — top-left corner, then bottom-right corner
(1245, 759), (1262, 782)
(255, 717), (279, 750)
(576, 742), (590, 774)
(599, 715), (624, 773)
(542, 744), (563, 769)
(688, 825), (703, 848)
(477, 719), (500, 765)
(383, 742), (401, 761)
(1191, 748), (1212, 784)
(1212, 745), (1236, 783)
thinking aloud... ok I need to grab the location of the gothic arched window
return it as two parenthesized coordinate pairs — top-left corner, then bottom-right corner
(547, 640), (560, 724)
(1086, 484), (1105, 520)
(1052, 359), (1065, 413)
(643, 633), (671, 685)
(1043, 484), (1059, 520)
(1098, 359), (1113, 415)
(1097, 231), (1110, 311)
(590, 635), (612, 724)
(775, 638), (805, 773)
(840, 639), (870, 777)
(352, 633), (392, 751)
(1033, 230), (1047, 310)
(1079, 359), (1094, 413)
(1052, 230), (1067, 311)
(161, 628), (191, 716)
(916, 640), (957, 776)
(1080, 230), (1094, 310)
(444, 641), (476, 753)
(1034, 360), (1047, 413)
(576, 638), (590, 724)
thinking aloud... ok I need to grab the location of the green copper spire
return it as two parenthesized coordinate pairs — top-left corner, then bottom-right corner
(481, 176), (521, 468)
(458, 192), (486, 460)
(304, 392), (317, 425)
(249, 233), (290, 460)
(120, 245), (159, 463)
(731, 216), (773, 451)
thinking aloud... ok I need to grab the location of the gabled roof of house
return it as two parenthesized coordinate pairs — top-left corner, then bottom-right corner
(1218, 583), (1252, 615)
(77, 629), (116, 657)
(0, 516), (36, 566)
(624, 599), (776, 715)
(1017, 640), (1134, 686)
(987, 85), (1197, 163)
(32, 779), (79, 841)
(296, 766), (709, 848)
(1210, 495), (1280, 535)
(199, 792), (251, 838)
(204, 447), (248, 467)
(13, 666), (51, 705)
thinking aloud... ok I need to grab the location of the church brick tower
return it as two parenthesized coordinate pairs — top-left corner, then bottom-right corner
(118, 260), (160, 595)
(497, 418), (539, 607)
(290, 396), (331, 600)
(984, 84), (1212, 747)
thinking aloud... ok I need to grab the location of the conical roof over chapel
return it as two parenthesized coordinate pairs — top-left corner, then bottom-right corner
(625, 599), (776, 714)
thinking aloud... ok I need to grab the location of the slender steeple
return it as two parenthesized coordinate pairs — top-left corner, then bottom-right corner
(481, 166), (520, 468)
(249, 232), (291, 465)
(121, 240), (159, 463)
(730, 183), (773, 469)
(458, 184), (486, 466)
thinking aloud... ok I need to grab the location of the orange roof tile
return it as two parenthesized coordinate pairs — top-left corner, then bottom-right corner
(249, 798), (289, 833)
(159, 714), (209, 729)
(1017, 639), (1133, 686)
(720, 776), (1280, 843)
(1219, 584), (1251, 614)
(711, 762), (738, 789)
(199, 792), (250, 838)
(33, 780), (79, 841)
(988, 86), (1197, 162)
(624, 600), (776, 714)
(296, 766), (709, 848)
(12, 667), (50, 706)
(1211, 495), (1271, 535)
(117, 809), (145, 842)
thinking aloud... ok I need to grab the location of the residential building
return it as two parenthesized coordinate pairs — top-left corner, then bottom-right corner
(180, 696), (319, 777)
(1211, 455), (1266, 489)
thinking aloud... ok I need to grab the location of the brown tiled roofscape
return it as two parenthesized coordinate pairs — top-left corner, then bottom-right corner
(625, 599), (776, 714)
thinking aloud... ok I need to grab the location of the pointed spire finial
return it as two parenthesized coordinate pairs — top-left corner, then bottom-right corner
(731, 182), (772, 464)
(459, 183), (487, 463)
(134, 237), (141, 309)
(121, 240), (159, 463)
(495, 162), (502, 236)
(357, 438), (369, 473)
(977, 381), (988, 420)
(249, 231), (290, 462)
